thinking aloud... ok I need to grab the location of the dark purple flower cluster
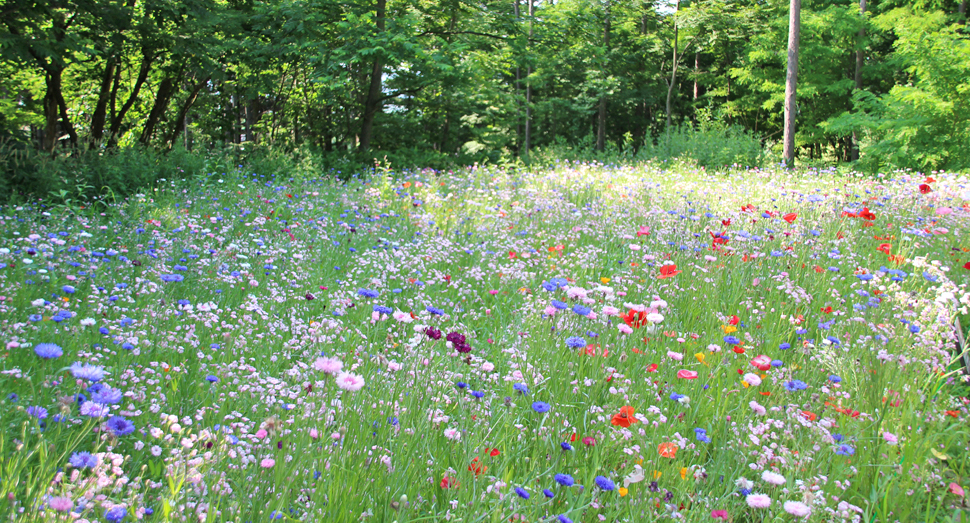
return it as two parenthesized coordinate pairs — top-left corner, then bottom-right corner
(446, 331), (472, 353)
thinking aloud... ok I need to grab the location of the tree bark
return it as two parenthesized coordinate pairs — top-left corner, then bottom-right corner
(850, 0), (865, 162)
(664, 0), (680, 142)
(514, 0), (521, 154)
(783, 0), (801, 167)
(140, 76), (176, 146)
(109, 50), (154, 146)
(596, 1), (611, 152)
(167, 76), (208, 148)
(90, 56), (117, 146)
(358, 0), (387, 153)
(524, 0), (534, 160)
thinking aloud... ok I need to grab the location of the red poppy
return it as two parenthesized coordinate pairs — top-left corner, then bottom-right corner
(583, 344), (609, 357)
(964, 262), (970, 270)
(728, 315), (740, 326)
(647, 363), (658, 372)
(484, 447), (501, 457)
(721, 219), (732, 226)
(611, 406), (639, 427)
(919, 184), (932, 194)
(658, 442), (679, 458)
(658, 264), (681, 279)
(741, 204), (756, 213)
(637, 225), (651, 237)
(508, 251), (517, 259)
(859, 207), (876, 221)
(468, 457), (487, 476)
(621, 309), (648, 329)
(877, 243), (892, 255)
(783, 213), (798, 224)
(732, 346), (745, 354)
(800, 410), (817, 422)
(750, 355), (771, 371)
(441, 476), (459, 489)
(820, 306), (833, 314)
(945, 410), (960, 418)
(677, 370), (698, 380)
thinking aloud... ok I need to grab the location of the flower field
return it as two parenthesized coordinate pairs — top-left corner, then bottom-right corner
(1, 163), (969, 522)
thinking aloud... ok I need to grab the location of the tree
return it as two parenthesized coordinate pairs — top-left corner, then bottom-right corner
(783, 0), (801, 166)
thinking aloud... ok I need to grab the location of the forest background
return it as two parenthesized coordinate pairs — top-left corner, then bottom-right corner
(0, 0), (968, 203)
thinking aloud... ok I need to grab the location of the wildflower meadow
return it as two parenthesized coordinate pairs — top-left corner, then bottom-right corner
(1, 162), (969, 523)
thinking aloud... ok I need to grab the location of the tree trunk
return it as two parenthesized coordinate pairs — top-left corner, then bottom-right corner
(524, 0), (534, 160)
(41, 69), (62, 152)
(90, 56), (117, 146)
(514, 0), (521, 155)
(850, 0), (865, 162)
(140, 76), (176, 146)
(783, 0), (801, 167)
(359, 0), (387, 153)
(167, 77), (208, 148)
(664, 0), (680, 143)
(109, 50), (154, 146)
(596, 1), (611, 152)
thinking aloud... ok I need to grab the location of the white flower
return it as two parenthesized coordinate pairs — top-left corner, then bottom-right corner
(80, 318), (96, 326)
(646, 312), (664, 324)
(31, 298), (46, 307)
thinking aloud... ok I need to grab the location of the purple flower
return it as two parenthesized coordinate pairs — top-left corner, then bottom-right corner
(532, 402), (551, 413)
(565, 337), (586, 348)
(69, 451), (99, 468)
(104, 506), (127, 522)
(514, 487), (530, 499)
(594, 476), (615, 491)
(91, 387), (123, 405)
(27, 406), (48, 419)
(424, 327), (442, 340)
(835, 444), (855, 456)
(106, 416), (135, 437)
(543, 489), (555, 498)
(34, 343), (63, 359)
(554, 474), (574, 487)
(70, 362), (105, 381)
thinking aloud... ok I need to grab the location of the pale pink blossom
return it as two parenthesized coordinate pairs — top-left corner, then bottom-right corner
(335, 372), (366, 392)
(761, 470), (786, 486)
(883, 432), (898, 445)
(313, 357), (343, 375)
(746, 493), (771, 508)
(784, 501), (811, 517)
(749, 401), (767, 416)
(743, 373), (762, 386)
(260, 458), (275, 468)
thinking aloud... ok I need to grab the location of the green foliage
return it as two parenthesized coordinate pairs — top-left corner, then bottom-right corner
(645, 120), (766, 169)
(825, 8), (970, 172)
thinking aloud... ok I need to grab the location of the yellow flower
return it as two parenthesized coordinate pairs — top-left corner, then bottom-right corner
(741, 381), (750, 388)
(694, 352), (707, 366)
(721, 325), (737, 334)
(601, 277), (611, 284)
(618, 487), (628, 497)
(652, 470), (662, 479)
(680, 467), (688, 480)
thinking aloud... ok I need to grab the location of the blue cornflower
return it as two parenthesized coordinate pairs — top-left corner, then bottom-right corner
(541, 281), (559, 292)
(206, 375), (219, 383)
(70, 362), (105, 381)
(551, 300), (568, 310)
(561, 442), (573, 451)
(91, 387), (122, 404)
(456, 382), (468, 389)
(99, 327), (111, 335)
(835, 444), (855, 456)
(669, 392), (685, 401)
(923, 272), (939, 282)
(426, 306), (445, 316)
(34, 343), (63, 359)
(513, 383), (529, 395)
(554, 474), (575, 487)
(532, 402), (551, 413)
(106, 416), (135, 437)
(571, 305), (591, 316)
(62, 285), (76, 294)
(69, 451), (99, 468)
(357, 289), (379, 298)
(29, 314), (43, 322)
(160, 274), (184, 282)
(829, 375), (842, 383)
(514, 487), (530, 499)
(694, 428), (711, 442)
(557, 516), (573, 523)
(779, 342), (791, 350)
(594, 476), (615, 491)
(856, 273), (874, 281)
(565, 337), (586, 348)
(471, 390), (485, 399)
(543, 489), (555, 498)
(832, 434), (845, 442)
(723, 335), (741, 345)
(373, 305), (393, 314)
(27, 406), (48, 419)
(739, 488), (752, 496)
(104, 506), (127, 522)
(826, 336), (841, 346)
(909, 324), (920, 334)
(770, 360), (783, 367)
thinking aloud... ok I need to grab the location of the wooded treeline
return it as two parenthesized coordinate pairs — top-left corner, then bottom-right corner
(1, 0), (968, 171)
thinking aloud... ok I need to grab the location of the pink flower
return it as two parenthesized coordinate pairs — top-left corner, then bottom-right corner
(313, 357), (343, 375)
(743, 373), (762, 386)
(783, 501), (811, 517)
(677, 370), (698, 379)
(936, 207), (952, 216)
(883, 431), (898, 445)
(309, 428), (319, 439)
(637, 225), (651, 237)
(392, 310), (414, 323)
(746, 493), (771, 508)
(48, 496), (73, 512)
(710, 510), (729, 520)
(761, 470), (786, 486)
(255, 429), (268, 439)
(749, 401), (767, 416)
(335, 372), (365, 392)
(260, 458), (275, 468)
(617, 324), (633, 334)
(666, 351), (683, 361)
(949, 483), (965, 497)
